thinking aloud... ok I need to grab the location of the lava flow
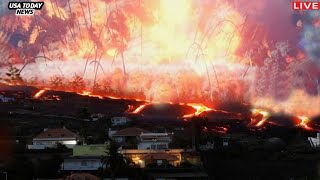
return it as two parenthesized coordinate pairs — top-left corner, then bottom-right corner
(33, 89), (46, 99)
(250, 109), (271, 127)
(183, 103), (214, 118)
(28, 86), (319, 132)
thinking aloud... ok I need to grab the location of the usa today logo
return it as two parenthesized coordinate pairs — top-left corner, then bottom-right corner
(8, 2), (44, 15)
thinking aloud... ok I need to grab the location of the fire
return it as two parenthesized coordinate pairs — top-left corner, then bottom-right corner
(33, 89), (46, 99)
(253, 90), (320, 117)
(78, 91), (104, 99)
(251, 109), (271, 127)
(297, 116), (313, 130)
(187, 103), (213, 116)
(130, 102), (213, 118)
(182, 103), (213, 118)
(132, 104), (148, 114)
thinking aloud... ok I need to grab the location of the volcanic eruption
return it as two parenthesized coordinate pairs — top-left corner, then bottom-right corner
(0, 0), (319, 123)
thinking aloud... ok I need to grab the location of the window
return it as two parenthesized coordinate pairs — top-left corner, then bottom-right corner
(157, 144), (167, 149)
(81, 161), (87, 166)
(151, 145), (156, 149)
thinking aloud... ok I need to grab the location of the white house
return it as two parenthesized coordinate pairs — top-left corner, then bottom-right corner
(90, 113), (105, 121)
(137, 133), (172, 150)
(111, 117), (131, 127)
(61, 156), (105, 171)
(308, 133), (320, 148)
(0, 95), (15, 102)
(199, 142), (214, 151)
(28, 127), (78, 150)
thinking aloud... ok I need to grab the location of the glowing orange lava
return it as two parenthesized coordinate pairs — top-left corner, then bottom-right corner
(33, 89), (46, 99)
(297, 116), (313, 130)
(183, 103), (213, 118)
(132, 104), (148, 114)
(250, 109), (271, 127)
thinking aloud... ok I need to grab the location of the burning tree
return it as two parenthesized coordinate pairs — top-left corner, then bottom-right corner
(49, 76), (66, 90)
(68, 74), (86, 92)
(4, 65), (23, 84)
(101, 78), (113, 95)
(92, 82), (102, 94)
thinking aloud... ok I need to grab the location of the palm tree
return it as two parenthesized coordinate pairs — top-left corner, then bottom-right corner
(101, 140), (128, 180)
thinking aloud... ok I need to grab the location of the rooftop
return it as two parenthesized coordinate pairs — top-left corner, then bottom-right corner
(34, 128), (77, 139)
(140, 153), (179, 161)
(112, 127), (150, 137)
(140, 132), (172, 137)
(73, 144), (108, 156)
(65, 173), (99, 180)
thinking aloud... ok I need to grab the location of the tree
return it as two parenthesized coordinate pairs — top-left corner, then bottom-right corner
(77, 107), (91, 120)
(101, 78), (113, 95)
(92, 82), (102, 94)
(56, 142), (68, 152)
(5, 65), (23, 84)
(49, 76), (65, 90)
(69, 74), (86, 92)
(101, 141), (129, 179)
(34, 154), (62, 178)
(27, 76), (39, 87)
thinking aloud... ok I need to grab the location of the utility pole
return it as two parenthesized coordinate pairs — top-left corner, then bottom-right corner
(3, 172), (7, 180)
(191, 116), (196, 152)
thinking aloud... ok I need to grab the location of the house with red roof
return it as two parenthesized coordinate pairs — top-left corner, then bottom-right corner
(110, 127), (150, 144)
(27, 127), (78, 150)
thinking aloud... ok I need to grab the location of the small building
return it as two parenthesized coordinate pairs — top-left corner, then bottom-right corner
(222, 137), (230, 147)
(90, 113), (105, 121)
(308, 133), (320, 148)
(61, 144), (108, 172)
(137, 132), (173, 150)
(147, 171), (208, 179)
(140, 153), (179, 168)
(111, 117), (131, 127)
(199, 142), (214, 151)
(120, 149), (184, 168)
(27, 127), (78, 150)
(61, 156), (105, 171)
(110, 127), (150, 144)
(65, 173), (99, 180)
(0, 95), (15, 102)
